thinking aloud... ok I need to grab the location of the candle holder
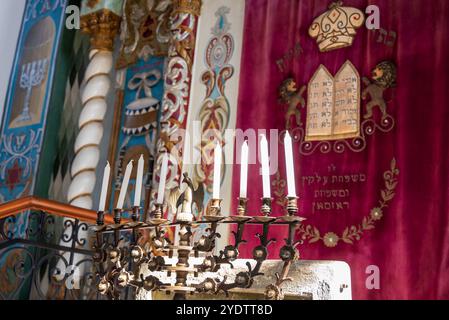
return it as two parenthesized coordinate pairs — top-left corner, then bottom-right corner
(286, 196), (298, 216)
(124, 206), (144, 228)
(113, 209), (123, 225)
(280, 196), (305, 224)
(152, 203), (163, 220)
(237, 197), (248, 216)
(254, 197), (276, 223)
(92, 172), (307, 301)
(149, 203), (168, 226)
(204, 198), (224, 222)
(97, 211), (105, 226)
(261, 197), (273, 216)
(132, 206), (141, 222)
(229, 197), (252, 223)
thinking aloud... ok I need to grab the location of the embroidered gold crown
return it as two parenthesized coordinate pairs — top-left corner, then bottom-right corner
(309, 1), (365, 52)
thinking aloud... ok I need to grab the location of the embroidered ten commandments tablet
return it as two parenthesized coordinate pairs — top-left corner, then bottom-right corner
(306, 61), (360, 142)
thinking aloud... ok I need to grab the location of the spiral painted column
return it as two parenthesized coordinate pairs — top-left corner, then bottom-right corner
(67, 2), (122, 209)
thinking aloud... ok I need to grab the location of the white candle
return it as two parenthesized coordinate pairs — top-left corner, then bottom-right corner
(116, 160), (133, 209)
(157, 153), (168, 204)
(284, 132), (297, 197)
(240, 141), (249, 198)
(133, 155), (144, 207)
(213, 143), (222, 199)
(98, 162), (111, 212)
(260, 134), (271, 198)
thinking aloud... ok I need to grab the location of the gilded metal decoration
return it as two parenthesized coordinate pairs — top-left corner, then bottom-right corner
(296, 158), (399, 248)
(362, 61), (397, 120)
(278, 78), (306, 130)
(306, 60), (360, 142)
(116, 0), (173, 68)
(309, 1), (365, 52)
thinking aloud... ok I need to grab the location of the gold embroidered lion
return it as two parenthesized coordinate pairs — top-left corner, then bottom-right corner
(362, 61), (397, 120)
(278, 78), (306, 130)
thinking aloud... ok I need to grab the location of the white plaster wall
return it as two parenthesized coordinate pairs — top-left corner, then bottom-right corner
(0, 0), (26, 124)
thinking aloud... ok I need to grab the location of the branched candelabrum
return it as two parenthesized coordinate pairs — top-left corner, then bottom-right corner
(18, 59), (48, 122)
(91, 173), (305, 300)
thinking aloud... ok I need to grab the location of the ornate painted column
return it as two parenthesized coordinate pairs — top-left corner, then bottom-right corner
(67, 0), (123, 209)
(152, 0), (202, 218)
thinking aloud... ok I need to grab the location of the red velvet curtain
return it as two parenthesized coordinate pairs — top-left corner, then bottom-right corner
(232, 0), (449, 299)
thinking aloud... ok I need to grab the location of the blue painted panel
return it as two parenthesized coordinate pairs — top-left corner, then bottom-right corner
(0, 0), (68, 204)
(109, 57), (166, 213)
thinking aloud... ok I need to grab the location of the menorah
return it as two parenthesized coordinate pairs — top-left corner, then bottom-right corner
(91, 133), (305, 300)
(18, 59), (48, 123)
(92, 174), (304, 301)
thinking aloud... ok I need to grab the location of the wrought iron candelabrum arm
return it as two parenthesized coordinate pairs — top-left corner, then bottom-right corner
(91, 175), (306, 301)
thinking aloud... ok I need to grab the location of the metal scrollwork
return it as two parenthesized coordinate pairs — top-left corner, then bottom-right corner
(91, 173), (305, 300)
(0, 212), (109, 300)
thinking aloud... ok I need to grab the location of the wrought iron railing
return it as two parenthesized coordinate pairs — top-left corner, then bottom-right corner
(0, 197), (128, 300)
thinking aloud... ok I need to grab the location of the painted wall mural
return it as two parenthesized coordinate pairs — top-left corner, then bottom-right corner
(105, 0), (175, 220)
(110, 57), (166, 215)
(0, 0), (68, 298)
(0, 0), (67, 203)
(193, 6), (234, 193)
(116, 0), (173, 68)
(151, 0), (202, 222)
(181, 0), (246, 243)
